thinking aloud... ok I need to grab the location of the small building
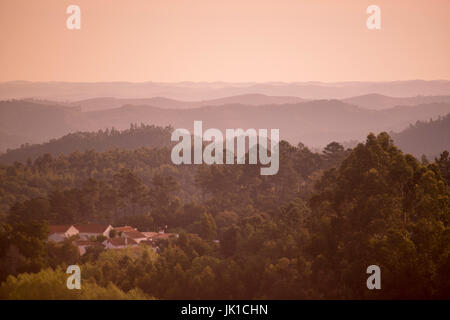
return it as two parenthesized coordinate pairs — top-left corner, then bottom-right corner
(122, 230), (147, 243)
(113, 226), (138, 236)
(74, 224), (112, 240)
(142, 232), (158, 239)
(114, 226), (137, 232)
(141, 231), (179, 248)
(143, 231), (178, 241)
(154, 232), (179, 240)
(48, 225), (79, 242)
(103, 237), (137, 249)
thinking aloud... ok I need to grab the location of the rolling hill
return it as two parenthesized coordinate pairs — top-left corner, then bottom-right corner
(392, 114), (450, 159)
(1, 98), (450, 161)
(0, 124), (172, 164)
(70, 94), (307, 111)
(84, 100), (450, 146)
(0, 100), (86, 150)
(2, 80), (450, 101)
(343, 93), (450, 110)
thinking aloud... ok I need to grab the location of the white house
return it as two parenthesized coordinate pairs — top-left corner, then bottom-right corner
(48, 225), (79, 242)
(122, 230), (147, 243)
(74, 224), (112, 240)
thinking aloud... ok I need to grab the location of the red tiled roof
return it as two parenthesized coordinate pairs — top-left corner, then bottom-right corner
(113, 226), (137, 232)
(123, 231), (147, 239)
(49, 225), (74, 234)
(74, 224), (110, 233)
(142, 232), (158, 238)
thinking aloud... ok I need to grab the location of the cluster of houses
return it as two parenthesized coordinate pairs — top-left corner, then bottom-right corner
(48, 224), (178, 255)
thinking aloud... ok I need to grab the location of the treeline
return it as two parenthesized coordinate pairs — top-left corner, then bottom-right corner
(0, 147), (177, 217)
(392, 113), (450, 159)
(0, 138), (348, 222)
(0, 123), (173, 164)
(0, 132), (449, 299)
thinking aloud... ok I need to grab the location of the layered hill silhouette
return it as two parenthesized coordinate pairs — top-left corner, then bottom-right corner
(69, 94), (307, 112)
(0, 100), (84, 149)
(0, 131), (25, 154)
(76, 93), (450, 112)
(342, 93), (450, 110)
(1, 96), (450, 160)
(81, 100), (450, 146)
(392, 114), (450, 159)
(0, 124), (172, 164)
(2, 80), (450, 101)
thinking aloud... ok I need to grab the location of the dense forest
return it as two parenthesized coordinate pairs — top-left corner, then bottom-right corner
(0, 125), (449, 299)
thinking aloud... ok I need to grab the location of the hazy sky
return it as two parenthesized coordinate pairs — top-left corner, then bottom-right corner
(0, 0), (449, 82)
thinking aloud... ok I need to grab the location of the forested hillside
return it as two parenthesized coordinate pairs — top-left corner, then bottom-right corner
(0, 136), (341, 221)
(0, 124), (172, 164)
(392, 114), (450, 159)
(0, 129), (449, 299)
(2, 98), (450, 152)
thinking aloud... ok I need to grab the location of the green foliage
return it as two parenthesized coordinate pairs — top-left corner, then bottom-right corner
(0, 267), (150, 300)
(0, 128), (449, 299)
(0, 123), (173, 164)
(47, 240), (79, 269)
(436, 150), (450, 186)
(199, 213), (217, 240)
(309, 132), (450, 298)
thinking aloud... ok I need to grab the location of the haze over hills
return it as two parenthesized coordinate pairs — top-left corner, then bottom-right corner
(0, 100), (84, 148)
(29, 93), (450, 112)
(342, 94), (450, 110)
(392, 114), (450, 159)
(80, 101), (450, 146)
(2, 80), (450, 101)
(0, 131), (25, 154)
(1, 97), (450, 158)
(70, 94), (307, 112)
(0, 124), (173, 164)
(2, 108), (449, 165)
(2, 81), (450, 155)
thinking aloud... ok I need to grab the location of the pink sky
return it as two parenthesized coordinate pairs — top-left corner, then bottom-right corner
(0, 0), (449, 82)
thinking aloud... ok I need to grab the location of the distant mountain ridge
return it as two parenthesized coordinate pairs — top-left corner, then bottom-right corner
(69, 94), (307, 112)
(1, 98), (450, 158)
(0, 100), (83, 149)
(83, 100), (450, 146)
(2, 80), (450, 101)
(343, 93), (450, 110)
